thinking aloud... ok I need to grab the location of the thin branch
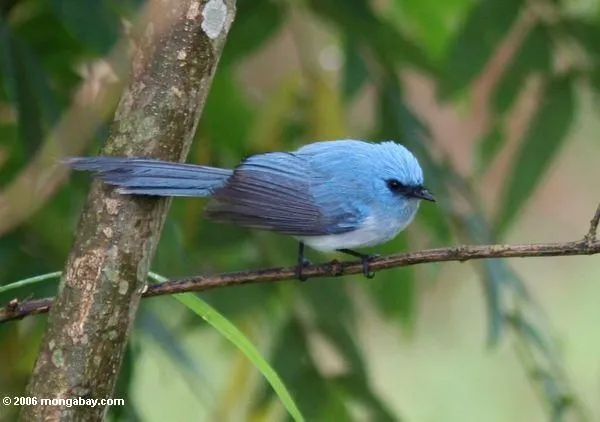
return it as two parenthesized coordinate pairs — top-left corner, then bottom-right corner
(2, 202), (599, 324)
(586, 203), (600, 242)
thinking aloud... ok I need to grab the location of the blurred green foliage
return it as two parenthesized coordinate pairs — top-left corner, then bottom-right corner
(0, 0), (599, 420)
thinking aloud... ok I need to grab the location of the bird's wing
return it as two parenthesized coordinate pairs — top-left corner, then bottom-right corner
(205, 152), (365, 236)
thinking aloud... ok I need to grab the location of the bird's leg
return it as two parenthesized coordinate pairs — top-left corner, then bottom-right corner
(296, 242), (311, 282)
(336, 249), (379, 279)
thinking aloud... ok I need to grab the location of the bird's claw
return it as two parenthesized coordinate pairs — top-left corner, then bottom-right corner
(296, 258), (312, 282)
(361, 254), (379, 279)
(336, 249), (380, 279)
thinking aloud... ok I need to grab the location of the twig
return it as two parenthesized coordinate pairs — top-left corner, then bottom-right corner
(2, 201), (599, 324)
(586, 203), (600, 242)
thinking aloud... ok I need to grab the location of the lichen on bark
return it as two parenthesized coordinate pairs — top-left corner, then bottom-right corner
(20, 1), (236, 420)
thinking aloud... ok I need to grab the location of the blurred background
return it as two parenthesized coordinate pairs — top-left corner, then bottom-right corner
(0, 0), (599, 420)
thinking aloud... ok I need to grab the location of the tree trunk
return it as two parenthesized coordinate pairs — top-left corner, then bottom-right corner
(20, 0), (235, 420)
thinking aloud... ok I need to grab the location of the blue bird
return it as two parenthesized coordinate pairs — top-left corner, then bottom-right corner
(65, 140), (435, 280)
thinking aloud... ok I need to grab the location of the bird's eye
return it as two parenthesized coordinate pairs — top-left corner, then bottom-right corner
(386, 179), (406, 192)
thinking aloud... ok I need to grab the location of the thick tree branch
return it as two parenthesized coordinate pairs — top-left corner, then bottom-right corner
(2, 202), (599, 324)
(19, 1), (235, 421)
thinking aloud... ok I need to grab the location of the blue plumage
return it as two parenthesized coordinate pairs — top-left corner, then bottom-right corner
(66, 139), (435, 279)
(64, 157), (232, 196)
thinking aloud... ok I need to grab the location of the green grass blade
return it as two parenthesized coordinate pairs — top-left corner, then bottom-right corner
(0, 271), (62, 294)
(148, 273), (305, 422)
(2, 271), (304, 421)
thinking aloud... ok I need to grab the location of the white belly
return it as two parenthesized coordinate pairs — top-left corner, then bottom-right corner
(297, 213), (414, 252)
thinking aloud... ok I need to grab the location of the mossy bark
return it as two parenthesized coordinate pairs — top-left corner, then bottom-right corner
(20, 1), (235, 420)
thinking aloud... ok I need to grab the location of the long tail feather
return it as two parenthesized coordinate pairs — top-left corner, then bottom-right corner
(64, 157), (232, 197)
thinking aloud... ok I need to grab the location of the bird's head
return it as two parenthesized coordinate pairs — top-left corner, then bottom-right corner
(374, 142), (435, 203)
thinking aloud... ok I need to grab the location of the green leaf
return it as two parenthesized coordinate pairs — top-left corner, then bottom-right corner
(591, 67), (600, 100)
(110, 342), (142, 421)
(247, 74), (302, 151)
(456, 210), (531, 346)
(308, 0), (437, 74)
(307, 72), (346, 140)
(391, 0), (472, 62)
(334, 374), (399, 422)
(493, 23), (552, 112)
(13, 2), (84, 96)
(18, 45), (61, 125)
(47, 0), (119, 54)
(162, 284), (305, 422)
(0, 18), (61, 159)
(303, 282), (366, 377)
(368, 270), (414, 327)
(220, 0), (283, 68)
(565, 19), (600, 59)
(137, 307), (214, 407)
(0, 271), (304, 422)
(507, 313), (554, 357)
(365, 235), (415, 328)
(200, 68), (255, 152)
(341, 37), (368, 101)
(476, 121), (505, 175)
(495, 76), (575, 234)
(453, 212), (508, 345)
(176, 294), (304, 422)
(0, 21), (44, 152)
(480, 260), (507, 346)
(254, 317), (353, 421)
(440, 0), (524, 97)
(567, 19), (600, 101)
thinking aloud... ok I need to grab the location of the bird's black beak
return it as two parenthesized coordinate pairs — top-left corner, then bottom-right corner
(413, 187), (436, 202)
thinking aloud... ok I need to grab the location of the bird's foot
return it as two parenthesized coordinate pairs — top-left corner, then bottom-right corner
(296, 242), (312, 282)
(336, 249), (380, 279)
(296, 257), (312, 282)
(361, 254), (379, 279)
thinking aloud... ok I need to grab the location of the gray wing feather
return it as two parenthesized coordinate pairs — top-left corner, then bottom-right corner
(206, 152), (363, 236)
